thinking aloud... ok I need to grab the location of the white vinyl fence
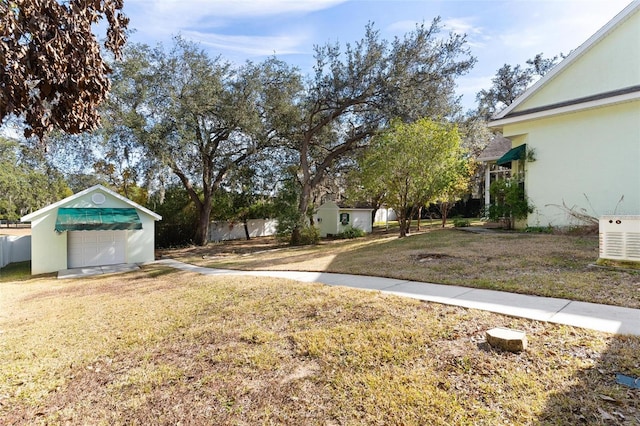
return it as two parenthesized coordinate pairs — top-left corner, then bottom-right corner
(209, 219), (278, 242)
(0, 235), (31, 268)
(374, 207), (397, 223)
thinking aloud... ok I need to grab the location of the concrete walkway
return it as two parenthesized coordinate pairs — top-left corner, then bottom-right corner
(152, 259), (640, 336)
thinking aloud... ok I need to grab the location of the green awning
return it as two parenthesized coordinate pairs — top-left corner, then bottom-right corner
(55, 208), (142, 232)
(496, 144), (527, 166)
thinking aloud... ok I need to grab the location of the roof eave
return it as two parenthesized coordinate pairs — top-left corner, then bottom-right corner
(492, 0), (640, 121)
(21, 184), (162, 222)
(489, 91), (640, 129)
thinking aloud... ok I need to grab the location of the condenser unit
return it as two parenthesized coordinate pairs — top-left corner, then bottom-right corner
(599, 215), (640, 262)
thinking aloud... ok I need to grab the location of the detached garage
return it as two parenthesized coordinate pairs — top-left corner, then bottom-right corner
(21, 185), (162, 275)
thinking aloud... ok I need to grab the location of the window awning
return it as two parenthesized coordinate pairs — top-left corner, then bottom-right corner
(496, 144), (527, 166)
(55, 208), (142, 232)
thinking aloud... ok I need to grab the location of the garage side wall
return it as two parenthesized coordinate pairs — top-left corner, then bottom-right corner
(31, 212), (67, 275)
(127, 212), (156, 264)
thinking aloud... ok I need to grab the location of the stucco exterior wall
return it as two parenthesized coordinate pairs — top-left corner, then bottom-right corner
(61, 191), (156, 265)
(515, 9), (640, 111)
(30, 211), (67, 275)
(503, 101), (640, 227)
(340, 210), (373, 234)
(316, 202), (340, 237)
(25, 187), (159, 274)
(127, 212), (157, 264)
(315, 202), (373, 236)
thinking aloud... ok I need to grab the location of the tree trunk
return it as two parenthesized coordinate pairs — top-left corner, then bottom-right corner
(243, 218), (250, 240)
(398, 208), (411, 238)
(291, 180), (313, 246)
(417, 206), (422, 231)
(441, 202), (449, 228)
(194, 203), (212, 246)
(399, 217), (408, 238)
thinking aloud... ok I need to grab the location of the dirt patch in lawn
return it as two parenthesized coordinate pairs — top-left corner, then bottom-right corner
(413, 252), (455, 262)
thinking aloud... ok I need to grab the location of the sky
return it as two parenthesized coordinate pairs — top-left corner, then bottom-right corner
(120, 0), (634, 112)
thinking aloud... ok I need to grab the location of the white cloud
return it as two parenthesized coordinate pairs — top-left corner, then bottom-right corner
(386, 19), (421, 34)
(457, 74), (494, 98)
(125, 0), (347, 53)
(495, 1), (630, 56)
(442, 16), (487, 48)
(442, 17), (482, 36)
(131, 0), (347, 20)
(183, 31), (308, 56)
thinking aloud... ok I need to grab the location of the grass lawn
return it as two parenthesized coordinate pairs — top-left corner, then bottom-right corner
(167, 226), (640, 309)
(1, 265), (639, 424)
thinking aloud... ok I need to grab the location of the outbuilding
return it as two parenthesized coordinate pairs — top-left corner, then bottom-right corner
(21, 184), (162, 275)
(315, 201), (373, 237)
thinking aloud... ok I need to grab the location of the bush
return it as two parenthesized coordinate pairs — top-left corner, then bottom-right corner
(524, 225), (553, 234)
(155, 223), (194, 248)
(488, 178), (534, 229)
(297, 225), (320, 245)
(452, 217), (471, 228)
(334, 226), (366, 239)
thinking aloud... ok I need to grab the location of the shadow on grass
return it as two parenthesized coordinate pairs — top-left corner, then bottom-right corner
(323, 229), (640, 422)
(141, 265), (182, 279)
(19, 265), (186, 303)
(539, 335), (640, 423)
(0, 261), (33, 282)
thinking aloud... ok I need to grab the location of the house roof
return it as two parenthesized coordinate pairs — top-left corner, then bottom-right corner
(21, 184), (162, 222)
(490, 0), (640, 127)
(318, 201), (373, 211)
(476, 134), (512, 162)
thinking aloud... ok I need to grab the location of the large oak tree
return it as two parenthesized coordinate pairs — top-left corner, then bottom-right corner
(283, 20), (475, 244)
(475, 53), (559, 120)
(104, 39), (301, 245)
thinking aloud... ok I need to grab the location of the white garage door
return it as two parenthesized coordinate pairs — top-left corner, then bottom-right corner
(68, 231), (127, 268)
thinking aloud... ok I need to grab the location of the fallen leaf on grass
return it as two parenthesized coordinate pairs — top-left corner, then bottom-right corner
(598, 394), (617, 403)
(598, 407), (614, 421)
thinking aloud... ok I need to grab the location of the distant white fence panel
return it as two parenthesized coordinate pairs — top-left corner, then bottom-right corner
(374, 208), (397, 223)
(0, 235), (31, 268)
(209, 219), (278, 242)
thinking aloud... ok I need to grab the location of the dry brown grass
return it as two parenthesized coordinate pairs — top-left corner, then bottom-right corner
(1, 265), (639, 425)
(166, 227), (640, 309)
(0, 225), (31, 236)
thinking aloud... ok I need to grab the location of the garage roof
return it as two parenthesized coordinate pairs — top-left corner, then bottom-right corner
(21, 184), (162, 223)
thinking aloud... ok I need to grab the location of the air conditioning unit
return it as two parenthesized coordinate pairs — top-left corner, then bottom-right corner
(599, 215), (640, 262)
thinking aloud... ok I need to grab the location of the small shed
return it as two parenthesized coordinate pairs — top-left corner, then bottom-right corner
(315, 201), (373, 237)
(21, 184), (162, 275)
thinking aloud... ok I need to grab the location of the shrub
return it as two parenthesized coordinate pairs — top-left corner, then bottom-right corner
(155, 223), (194, 248)
(488, 178), (534, 229)
(297, 225), (320, 245)
(334, 227), (366, 239)
(524, 225), (553, 234)
(452, 217), (471, 228)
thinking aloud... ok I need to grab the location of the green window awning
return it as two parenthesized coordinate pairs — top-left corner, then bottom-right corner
(496, 144), (526, 166)
(55, 208), (142, 232)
